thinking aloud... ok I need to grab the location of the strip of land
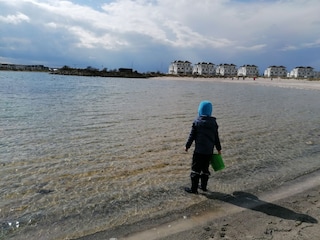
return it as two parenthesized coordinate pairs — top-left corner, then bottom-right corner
(151, 76), (320, 91)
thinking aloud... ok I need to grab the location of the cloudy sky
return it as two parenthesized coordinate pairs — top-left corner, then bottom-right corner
(1, 0), (319, 73)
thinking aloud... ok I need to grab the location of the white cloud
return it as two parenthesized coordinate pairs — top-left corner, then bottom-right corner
(3, 0), (319, 50)
(281, 45), (299, 51)
(303, 39), (320, 49)
(67, 26), (129, 49)
(236, 44), (267, 51)
(0, 37), (30, 50)
(46, 22), (58, 28)
(0, 12), (29, 24)
(281, 39), (320, 51)
(0, 0), (319, 71)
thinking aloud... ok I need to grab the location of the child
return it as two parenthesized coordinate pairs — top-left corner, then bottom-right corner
(185, 100), (222, 194)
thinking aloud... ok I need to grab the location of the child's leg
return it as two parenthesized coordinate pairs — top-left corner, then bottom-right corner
(185, 153), (201, 194)
(200, 154), (211, 191)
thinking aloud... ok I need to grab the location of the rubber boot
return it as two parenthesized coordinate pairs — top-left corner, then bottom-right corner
(185, 173), (199, 194)
(199, 174), (209, 191)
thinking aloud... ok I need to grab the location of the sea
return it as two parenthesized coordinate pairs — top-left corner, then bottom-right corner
(1, 71), (319, 239)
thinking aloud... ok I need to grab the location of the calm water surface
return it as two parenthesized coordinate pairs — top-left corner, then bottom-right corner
(1, 72), (319, 239)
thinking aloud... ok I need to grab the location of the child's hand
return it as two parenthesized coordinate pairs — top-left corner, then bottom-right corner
(185, 148), (188, 152)
(218, 150), (222, 155)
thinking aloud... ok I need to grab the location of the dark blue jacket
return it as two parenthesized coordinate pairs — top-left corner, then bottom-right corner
(186, 116), (221, 155)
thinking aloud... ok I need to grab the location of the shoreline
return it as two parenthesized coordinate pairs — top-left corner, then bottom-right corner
(150, 76), (320, 91)
(77, 170), (320, 240)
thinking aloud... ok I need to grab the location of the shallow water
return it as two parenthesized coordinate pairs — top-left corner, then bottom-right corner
(1, 72), (319, 239)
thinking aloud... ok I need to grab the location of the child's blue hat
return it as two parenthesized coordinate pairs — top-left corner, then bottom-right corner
(198, 100), (213, 116)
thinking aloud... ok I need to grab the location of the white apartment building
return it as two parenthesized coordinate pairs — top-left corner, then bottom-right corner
(168, 60), (193, 75)
(216, 64), (237, 76)
(288, 66), (314, 78)
(237, 65), (259, 77)
(313, 71), (320, 78)
(264, 66), (287, 78)
(192, 62), (215, 76)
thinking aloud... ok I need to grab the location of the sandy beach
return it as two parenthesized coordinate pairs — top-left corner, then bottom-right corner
(78, 171), (320, 240)
(77, 77), (320, 240)
(150, 76), (320, 91)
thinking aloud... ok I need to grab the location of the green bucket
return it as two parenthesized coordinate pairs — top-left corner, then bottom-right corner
(211, 154), (225, 171)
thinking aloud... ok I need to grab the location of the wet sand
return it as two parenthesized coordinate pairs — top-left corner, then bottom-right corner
(77, 77), (320, 240)
(77, 170), (320, 240)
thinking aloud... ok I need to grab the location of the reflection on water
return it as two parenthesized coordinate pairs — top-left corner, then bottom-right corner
(0, 72), (319, 239)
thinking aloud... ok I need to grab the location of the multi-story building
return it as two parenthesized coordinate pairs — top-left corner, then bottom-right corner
(216, 64), (237, 77)
(237, 65), (259, 77)
(168, 61), (318, 79)
(192, 62), (215, 76)
(313, 71), (320, 78)
(288, 66), (314, 78)
(264, 66), (287, 78)
(168, 60), (193, 75)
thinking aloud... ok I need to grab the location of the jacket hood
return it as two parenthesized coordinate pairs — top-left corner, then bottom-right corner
(198, 100), (213, 116)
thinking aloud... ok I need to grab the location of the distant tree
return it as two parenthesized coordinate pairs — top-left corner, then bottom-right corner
(61, 65), (71, 70)
(86, 66), (98, 71)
